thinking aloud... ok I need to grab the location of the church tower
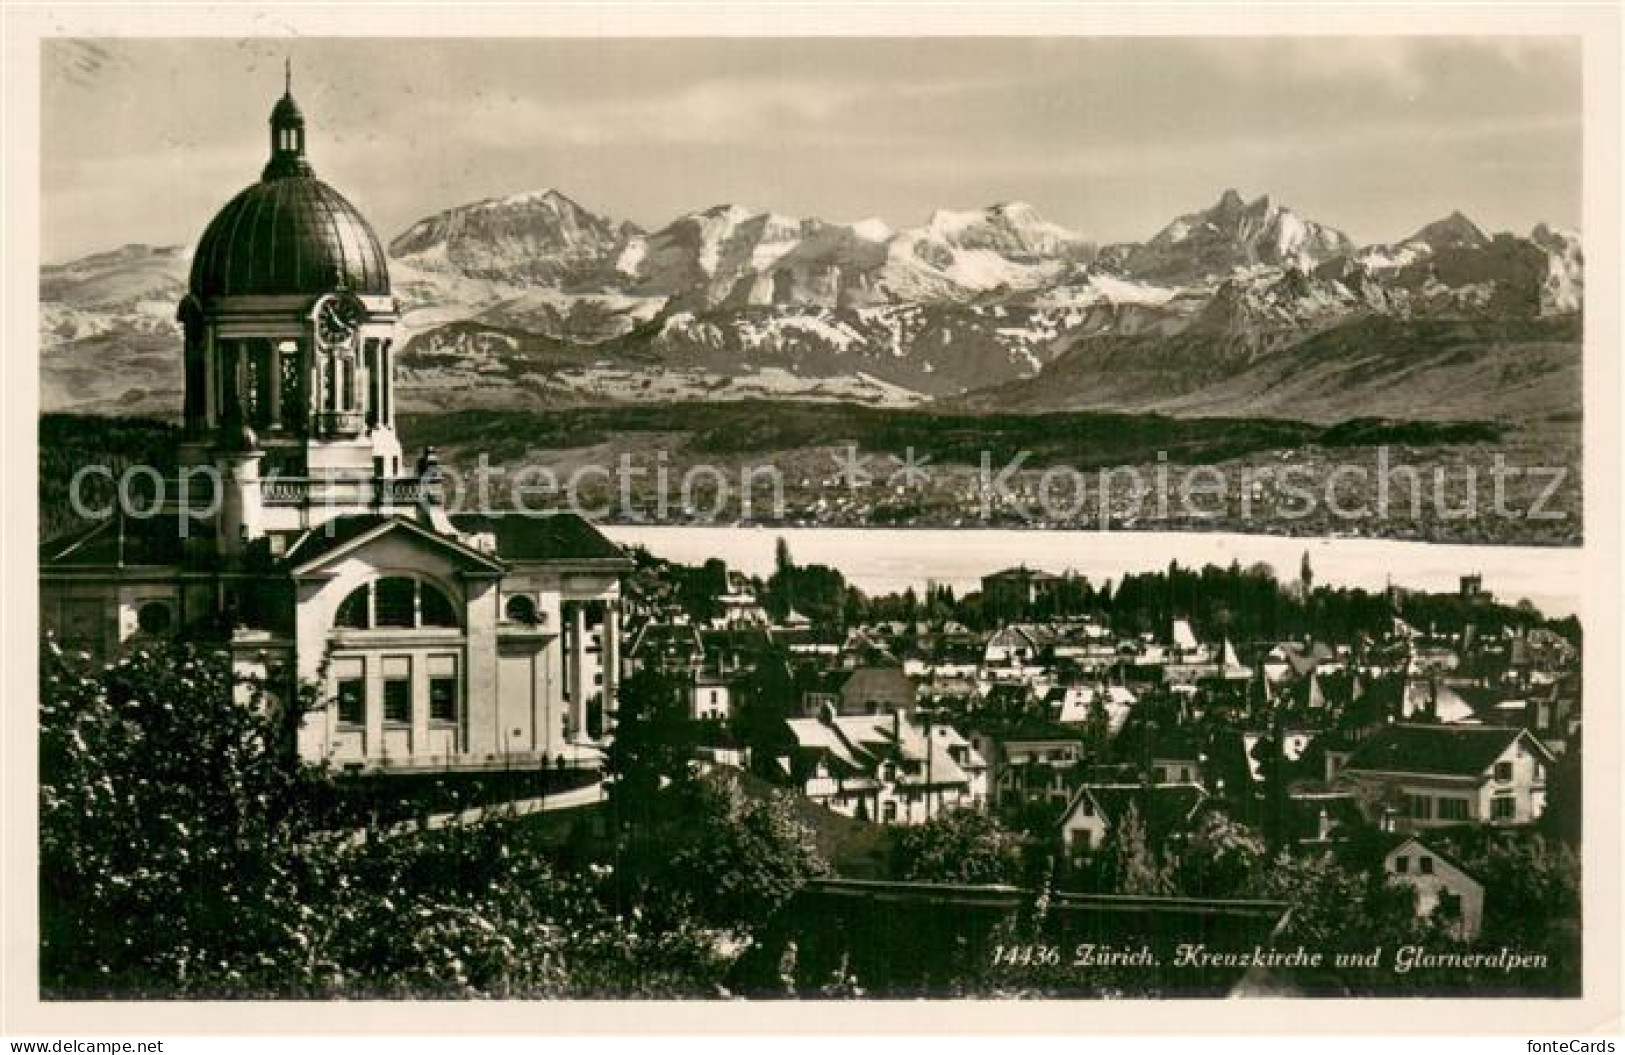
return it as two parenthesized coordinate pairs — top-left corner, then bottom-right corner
(177, 65), (403, 553)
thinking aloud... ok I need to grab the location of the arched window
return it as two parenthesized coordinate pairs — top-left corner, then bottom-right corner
(420, 584), (459, 628)
(332, 576), (461, 631)
(335, 586), (370, 629)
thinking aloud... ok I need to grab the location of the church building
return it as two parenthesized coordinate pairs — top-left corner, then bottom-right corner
(39, 74), (631, 773)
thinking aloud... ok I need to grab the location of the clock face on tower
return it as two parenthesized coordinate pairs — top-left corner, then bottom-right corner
(315, 294), (364, 347)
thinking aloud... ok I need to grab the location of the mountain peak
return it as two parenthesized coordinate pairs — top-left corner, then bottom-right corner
(388, 185), (624, 281)
(1408, 211), (1489, 251)
(1217, 188), (1245, 210)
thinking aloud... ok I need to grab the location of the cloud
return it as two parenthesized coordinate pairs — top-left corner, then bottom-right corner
(427, 76), (873, 149)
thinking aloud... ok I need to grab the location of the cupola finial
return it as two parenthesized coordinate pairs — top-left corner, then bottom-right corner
(263, 62), (312, 181)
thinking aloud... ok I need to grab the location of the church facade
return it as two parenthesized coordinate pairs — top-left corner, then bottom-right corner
(39, 76), (631, 773)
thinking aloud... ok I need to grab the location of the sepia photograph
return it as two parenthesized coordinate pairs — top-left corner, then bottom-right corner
(4, 3), (1621, 1041)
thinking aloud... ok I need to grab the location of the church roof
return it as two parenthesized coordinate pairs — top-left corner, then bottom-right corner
(448, 512), (630, 564)
(283, 514), (506, 576)
(40, 511), (208, 569)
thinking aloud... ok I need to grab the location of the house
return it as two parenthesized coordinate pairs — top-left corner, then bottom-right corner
(1147, 727), (1206, 787)
(837, 665), (918, 715)
(1380, 836), (1485, 941)
(625, 620), (706, 674)
(1264, 641), (1336, 684)
(38, 81), (632, 774)
(780, 704), (988, 824)
(981, 566), (1061, 613)
(715, 586), (770, 628)
(1051, 684), (1134, 734)
(1339, 724), (1554, 830)
(971, 731), (1088, 809)
(982, 623), (1052, 668)
(1285, 789), (1366, 851)
(1058, 782), (1208, 853)
(691, 673), (734, 723)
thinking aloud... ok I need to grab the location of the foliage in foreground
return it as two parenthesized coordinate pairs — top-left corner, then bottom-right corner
(39, 642), (738, 998)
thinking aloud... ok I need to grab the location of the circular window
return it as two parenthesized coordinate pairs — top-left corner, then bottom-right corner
(137, 601), (173, 635)
(505, 594), (538, 625)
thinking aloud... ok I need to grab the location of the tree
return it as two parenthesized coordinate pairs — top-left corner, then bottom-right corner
(891, 808), (1024, 886)
(1097, 803), (1177, 895)
(39, 639), (325, 994)
(663, 777), (828, 929)
(1176, 812), (1266, 897)
(732, 653), (797, 774)
(605, 667), (700, 823)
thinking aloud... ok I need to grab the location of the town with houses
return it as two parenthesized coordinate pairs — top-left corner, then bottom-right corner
(613, 551), (1581, 948)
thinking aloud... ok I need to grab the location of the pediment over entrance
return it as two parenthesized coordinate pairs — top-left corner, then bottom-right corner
(284, 514), (506, 580)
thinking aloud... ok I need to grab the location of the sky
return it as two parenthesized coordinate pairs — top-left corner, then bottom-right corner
(41, 36), (1581, 263)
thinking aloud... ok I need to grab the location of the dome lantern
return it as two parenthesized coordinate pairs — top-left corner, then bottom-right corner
(263, 60), (312, 181)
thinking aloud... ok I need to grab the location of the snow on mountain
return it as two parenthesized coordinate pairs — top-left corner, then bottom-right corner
(1127, 189), (1354, 283)
(37, 187), (1586, 416)
(879, 202), (1092, 302)
(389, 188), (630, 286)
(1531, 223), (1584, 315)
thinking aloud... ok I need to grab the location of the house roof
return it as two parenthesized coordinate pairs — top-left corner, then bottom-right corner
(447, 512), (629, 564)
(984, 566), (1060, 583)
(1376, 834), (1483, 886)
(1344, 724), (1552, 777)
(627, 620), (706, 661)
(785, 711), (982, 787)
(1063, 782), (1208, 834)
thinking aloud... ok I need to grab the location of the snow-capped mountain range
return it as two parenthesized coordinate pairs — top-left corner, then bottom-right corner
(40, 188), (1583, 421)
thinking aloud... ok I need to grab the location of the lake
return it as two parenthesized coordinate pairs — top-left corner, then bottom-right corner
(604, 526), (1585, 618)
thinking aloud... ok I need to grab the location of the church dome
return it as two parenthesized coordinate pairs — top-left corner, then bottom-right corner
(189, 178), (390, 298)
(188, 78), (390, 300)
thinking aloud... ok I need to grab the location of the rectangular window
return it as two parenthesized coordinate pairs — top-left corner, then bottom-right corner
(882, 801), (898, 823)
(1419, 856), (1434, 875)
(334, 658), (365, 727)
(1493, 761), (1514, 783)
(1491, 796), (1517, 821)
(428, 655), (458, 724)
(383, 656), (412, 725)
(1439, 798), (1471, 822)
(1405, 794), (1434, 820)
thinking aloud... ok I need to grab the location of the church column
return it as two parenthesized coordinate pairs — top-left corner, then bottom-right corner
(603, 600), (621, 732)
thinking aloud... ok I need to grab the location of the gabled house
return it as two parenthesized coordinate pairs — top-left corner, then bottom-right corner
(1058, 781), (1208, 853)
(1380, 835), (1485, 941)
(1339, 724), (1554, 830)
